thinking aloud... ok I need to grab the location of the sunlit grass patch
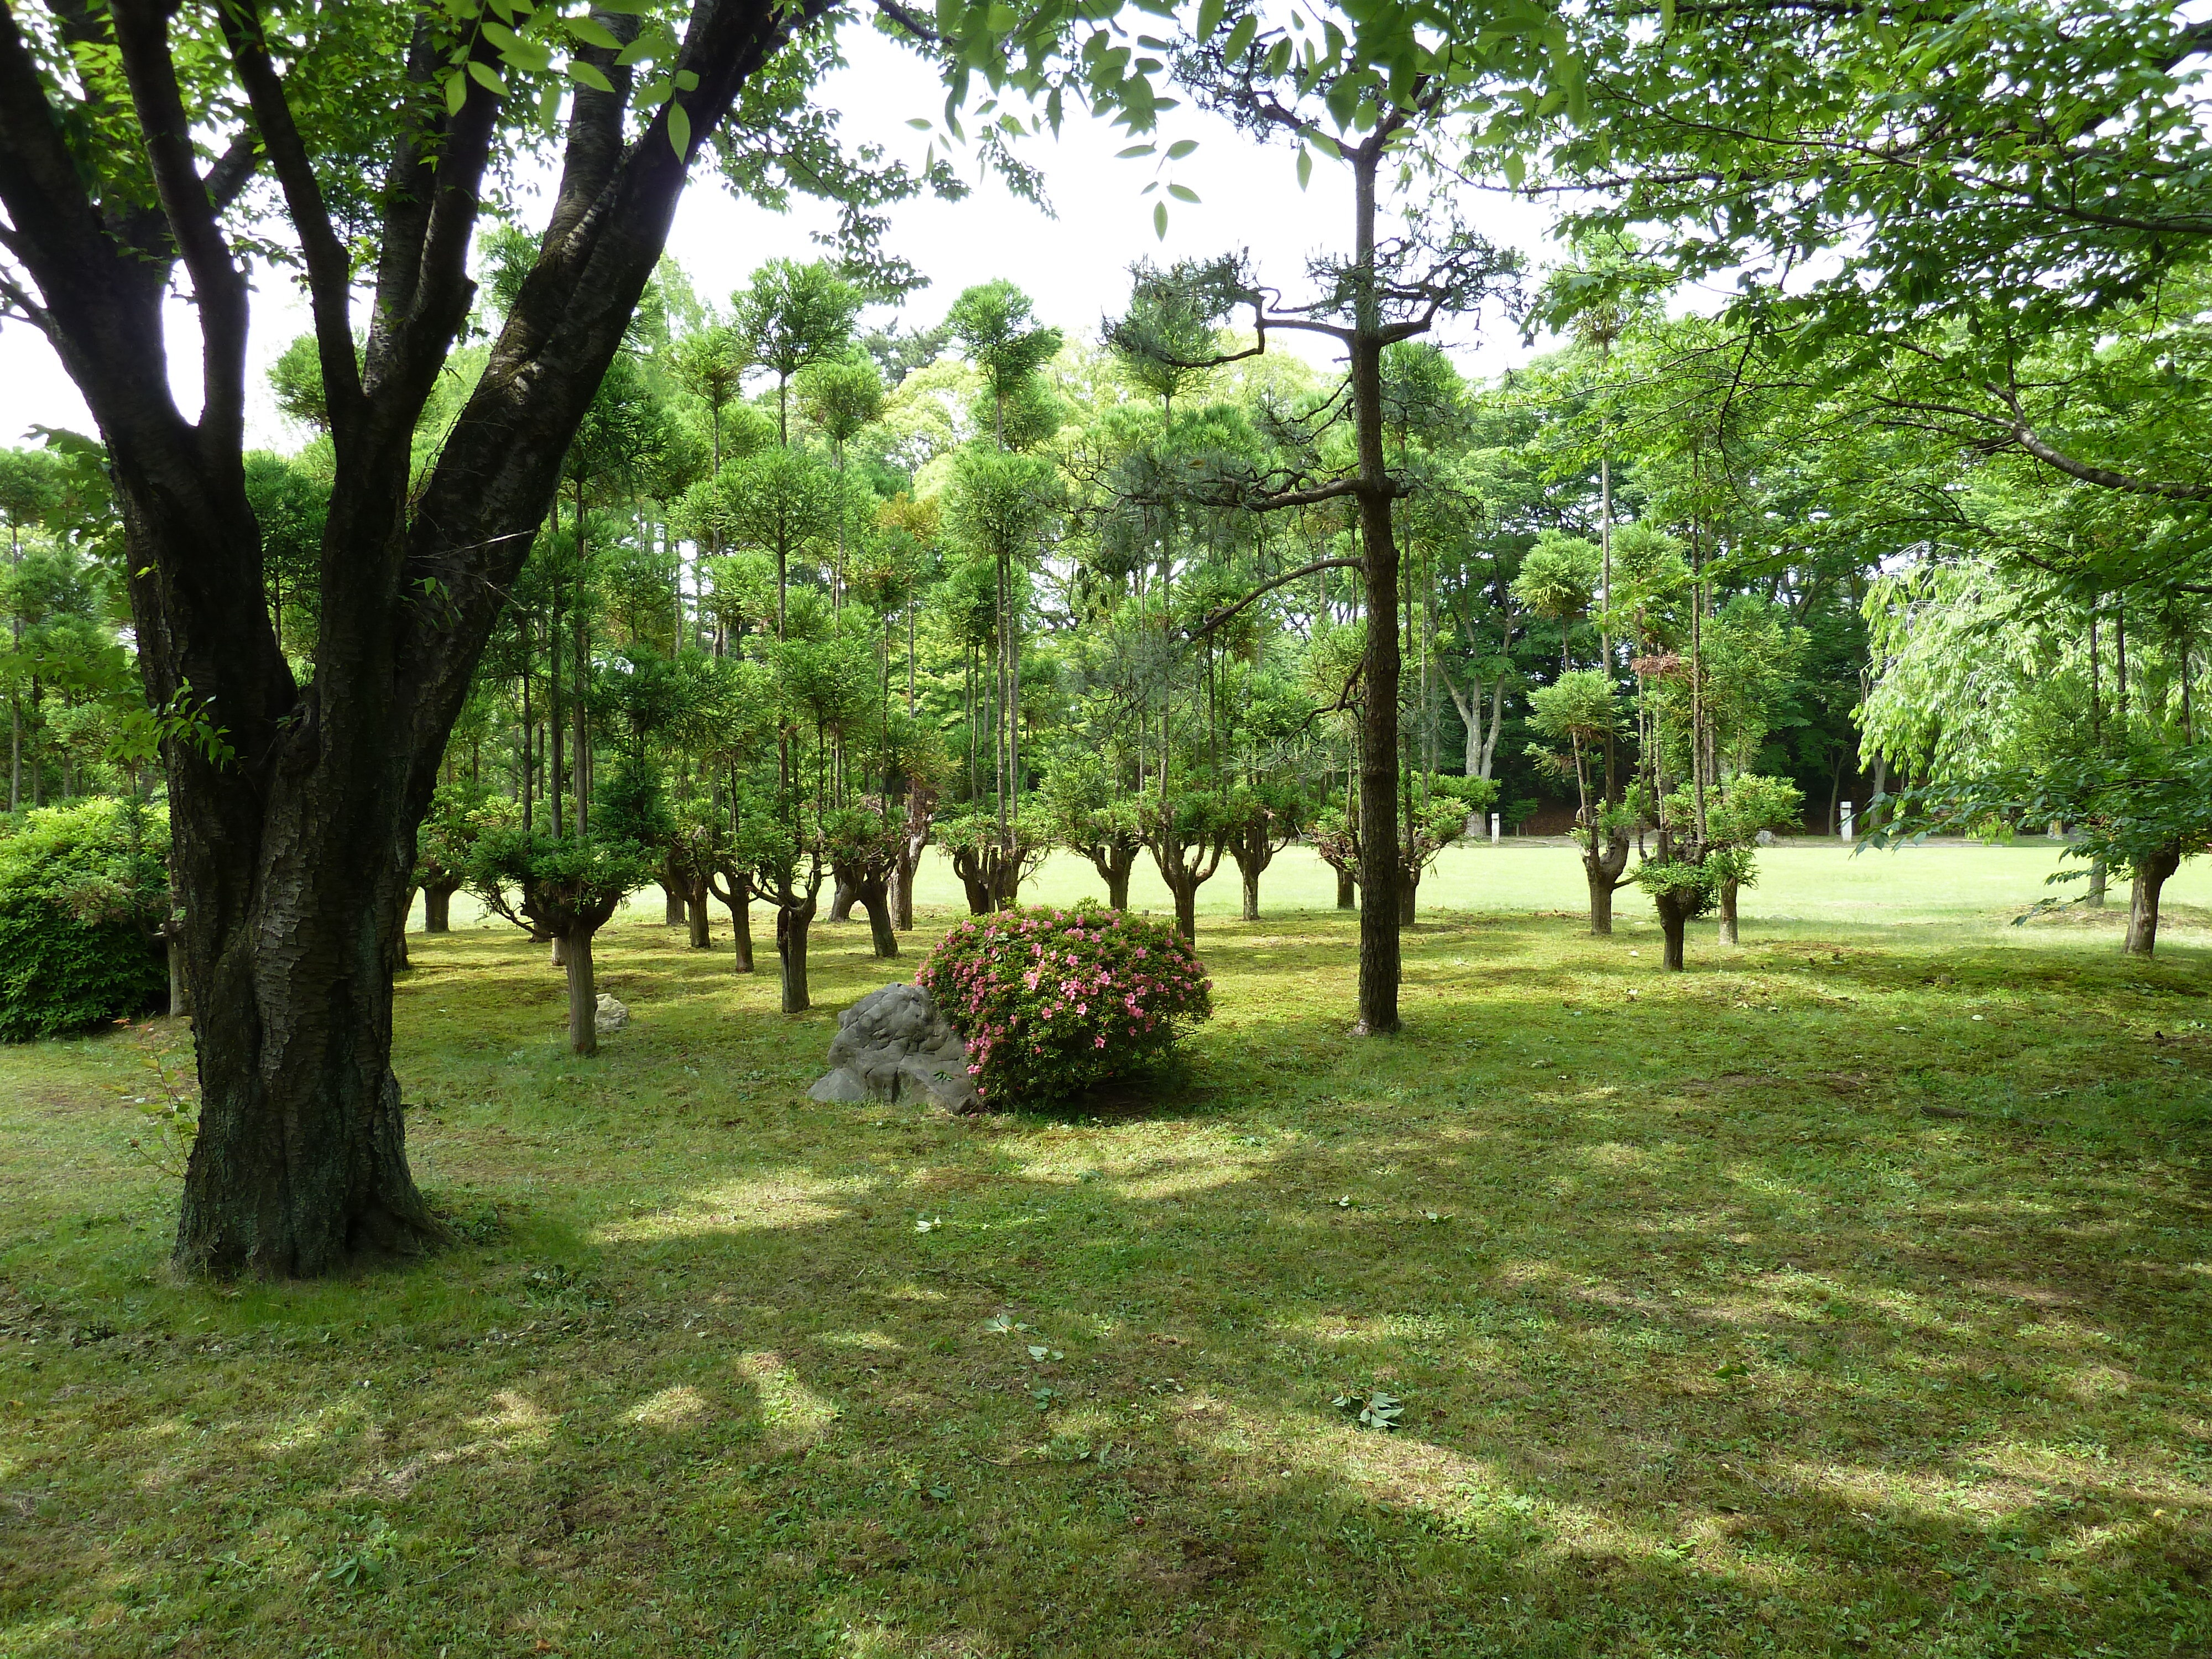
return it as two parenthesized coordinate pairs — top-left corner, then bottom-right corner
(3, 853), (2210, 1655)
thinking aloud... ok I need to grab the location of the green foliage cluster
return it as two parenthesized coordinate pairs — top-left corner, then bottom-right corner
(0, 799), (168, 1041)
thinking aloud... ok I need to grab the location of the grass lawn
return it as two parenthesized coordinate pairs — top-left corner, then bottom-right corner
(4, 843), (2211, 1657)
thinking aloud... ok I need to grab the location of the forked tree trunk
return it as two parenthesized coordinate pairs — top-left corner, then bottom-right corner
(1336, 866), (1358, 910)
(1171, 879), (1198, 942)
(2125, 846), (2182, 956)
(828, 875), (857, 923)
(1587, 870), (1616, 936)
(1717, 880), (1740, 946)
(564, 926), (598, 1057)
(1088, 847), (1136, 910)
(422, 883), (457, 933)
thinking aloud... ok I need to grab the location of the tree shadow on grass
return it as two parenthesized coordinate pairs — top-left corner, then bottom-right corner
(8, 919), (2212, 1656)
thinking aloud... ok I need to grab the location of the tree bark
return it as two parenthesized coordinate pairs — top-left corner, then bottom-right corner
(1171, 879), (1198, 942)
(1337, 866), (1358, 910)
(1239, 861), (1261, 921)
(166, 931), (192, 1019)
(665, 885), (686, 925)
(2125, 845), (2182, 956)
(687, 895), (711, 950)
(1717, 879), (1740, 946)
(564, 925), (598, 1057)
(2088, 859), (2109, 909)
(828, 874), (857, 922)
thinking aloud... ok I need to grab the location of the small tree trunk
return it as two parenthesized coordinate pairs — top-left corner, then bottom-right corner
(1106, 856), (1132, 911)
(550, 934), (568, 968)
(2125, 846), (2182, 956)
(858, 879), (898, 958)
(2088, 859), (2108, 909)
(1587, 869), (1615, 936)
(1718, 879), (1740, 946)
(776, 889), (819, 1013)
(829, 876), (857, 923)
(664, 887), (686, 925)
(1240, 862), (1261, 921)
(564, 927), (598, 1057)
(167, 933), (191, 1019)
(1397, 870), (1417, 926)
(422, 884), (455, 933)
(1336, 867), (1358, 910)
(687, 896), (711, 950)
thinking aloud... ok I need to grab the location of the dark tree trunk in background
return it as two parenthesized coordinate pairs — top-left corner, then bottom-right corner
(1717, 879), (1740, 946)
(2088, 859), (2109, 908)
(1171, 880), (1199, 941)
(2125, 846), (2182, 956)
(387, 891), (415, 971)
(1397, 870), (1418, 926)
(563, 926), (598, 1056)
(422, 882), (457, 933)
(664, 885), (686, 926)
(687, 896), (711, 950)
(1337, 866), (1358, 910)
(0, 0), (834, 1277)
(166, 931), (191, 1018)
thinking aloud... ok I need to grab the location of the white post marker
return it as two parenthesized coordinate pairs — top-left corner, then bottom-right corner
(1839, 800), (1854, 841)
(1490, 813), (1501, 845)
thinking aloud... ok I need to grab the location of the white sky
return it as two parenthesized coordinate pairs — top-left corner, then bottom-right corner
(0, 25), (1564, 451)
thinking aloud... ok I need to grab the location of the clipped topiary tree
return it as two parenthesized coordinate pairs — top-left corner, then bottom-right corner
(916, 901), (1212, 1109)
(0, 797), (169, 1040)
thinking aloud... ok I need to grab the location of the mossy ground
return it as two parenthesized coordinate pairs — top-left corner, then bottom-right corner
(3, 846), (2211, 1658)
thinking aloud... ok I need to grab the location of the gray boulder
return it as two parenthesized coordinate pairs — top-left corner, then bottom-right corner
(594, 993), (629, 1035)
(807, 983), (978, 1112)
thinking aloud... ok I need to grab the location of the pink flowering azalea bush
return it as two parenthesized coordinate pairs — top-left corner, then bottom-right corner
(915, 901), (1213, 1107)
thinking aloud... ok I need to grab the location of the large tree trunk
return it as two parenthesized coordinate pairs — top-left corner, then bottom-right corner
(0, 0), (839, 1281)
(564, 925), (598, 1057)
(2125, 845), (2182, 956)
(1717, 879), (1740, 946)
(422, 882), (456, 934)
